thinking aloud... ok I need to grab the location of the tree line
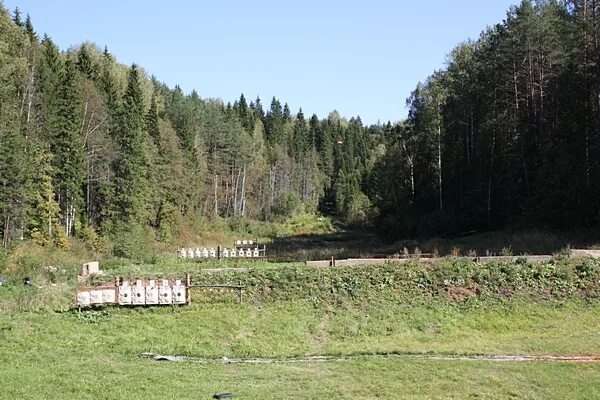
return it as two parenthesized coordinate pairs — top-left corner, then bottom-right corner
(371, 0), (600, 237)
(0, 4), (375, 250)
(1, 1), (599, 251)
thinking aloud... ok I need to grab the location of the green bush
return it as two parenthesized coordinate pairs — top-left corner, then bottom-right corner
(284, 213), (334, 234)
(110, 223), (152, 261)
(273, 190), (301, 218)
(345, 192), (374, 226)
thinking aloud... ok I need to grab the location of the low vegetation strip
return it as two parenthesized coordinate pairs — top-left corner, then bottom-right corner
(2, 254), (599, 314)
(187, 256), (600, 304)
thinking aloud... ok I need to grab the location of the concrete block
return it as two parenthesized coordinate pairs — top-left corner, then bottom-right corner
(77, 291), (90, 306)
(81, 261), (100, 276)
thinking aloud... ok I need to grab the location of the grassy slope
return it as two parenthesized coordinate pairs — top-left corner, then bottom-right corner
(1, 299), (600, 399)
(2, 300), (599, 359)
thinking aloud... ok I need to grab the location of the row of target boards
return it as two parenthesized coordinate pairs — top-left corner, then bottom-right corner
(77, 279), (188, 307)
(178, 247), (264, 259)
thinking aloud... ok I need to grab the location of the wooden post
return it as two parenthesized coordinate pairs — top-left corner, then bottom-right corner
(186, 273), (191, 306)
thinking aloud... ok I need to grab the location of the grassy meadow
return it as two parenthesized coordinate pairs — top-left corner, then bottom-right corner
(1, 296), (600, 399)
(2, 221), (600, 399)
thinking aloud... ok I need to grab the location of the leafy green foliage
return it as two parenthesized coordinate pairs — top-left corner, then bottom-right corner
(110, 222), (152, 261)
(273, 190), (301, 218)
(1, 1), (600, 250)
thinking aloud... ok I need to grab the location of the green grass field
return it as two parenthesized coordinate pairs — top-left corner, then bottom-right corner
(1, 298), (600, 399)
(2, 355), (599, 399)
(2, 225), (600, 399)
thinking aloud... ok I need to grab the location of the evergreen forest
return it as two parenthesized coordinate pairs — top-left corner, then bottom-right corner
(1, 0), (599, 251)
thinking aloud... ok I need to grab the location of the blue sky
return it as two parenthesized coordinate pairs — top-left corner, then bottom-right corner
(4, 0), (520, 124)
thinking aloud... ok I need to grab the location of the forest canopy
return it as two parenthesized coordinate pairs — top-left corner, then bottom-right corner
(0, 0), (599, 249)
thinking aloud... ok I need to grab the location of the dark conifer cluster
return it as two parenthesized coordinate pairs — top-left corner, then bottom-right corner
(371, 1), (600, 236)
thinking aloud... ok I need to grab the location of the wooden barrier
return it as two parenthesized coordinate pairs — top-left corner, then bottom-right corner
(306, 255), (558, 268)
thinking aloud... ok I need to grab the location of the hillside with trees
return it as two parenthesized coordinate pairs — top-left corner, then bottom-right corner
(1, 0), (600, 254)
(0, 4), (376, 253)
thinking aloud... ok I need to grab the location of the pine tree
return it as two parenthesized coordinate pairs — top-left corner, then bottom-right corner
(24, 14), (36, 42)
(111, 64), (152, 228)
(12, 7), (22, 27)
(146, 91), (160, 142)
(50, 59), (84, 236)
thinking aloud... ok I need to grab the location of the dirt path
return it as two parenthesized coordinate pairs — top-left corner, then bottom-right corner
(141, 352), (600, 364)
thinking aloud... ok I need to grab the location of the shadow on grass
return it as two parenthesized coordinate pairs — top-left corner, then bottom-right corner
(268, 230), (385, 262)
(268, 228), (600, 262)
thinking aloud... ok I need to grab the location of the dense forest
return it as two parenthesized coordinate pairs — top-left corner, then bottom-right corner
(0, 0), (599, 252)
(374, 0), (600, 237)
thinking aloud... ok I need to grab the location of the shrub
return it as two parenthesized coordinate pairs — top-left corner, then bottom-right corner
(79, 225), (108, 254)
(273, 190), (301, 218)
(110, 223), (152, 261)
(345, 192), (374, 226)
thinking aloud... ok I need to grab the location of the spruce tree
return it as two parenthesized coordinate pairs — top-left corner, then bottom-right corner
(266, 97), (283, 144)
(111, 64), (151, 228)
(38, 36), (62, 129)
(1, 4), (32, 244)
(76, 45), (95, 79)
(309, 114), (320, 150)
(292, 108), (309, 156)
(253, 96), (264, 119)
(283, 102), (291, 122)
(236, 93), (252, 131)
(24, 14), (36, 42)
(50, 59), (84, 236)
(12, 7), (23, 27)
(99, 47), (120, 126)
(146, 92), (160, 143)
